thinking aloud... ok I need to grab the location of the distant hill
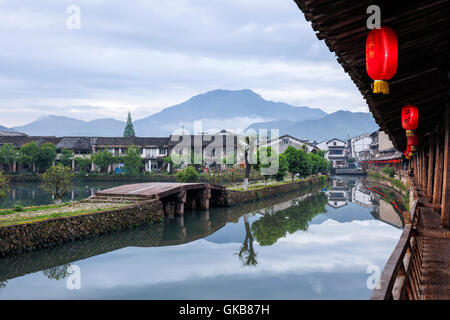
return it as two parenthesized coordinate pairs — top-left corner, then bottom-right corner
(14, 116), (125, 137)
(133, 89), (327, 136)
(13, 89), (328, 137)
(0, 125), (15, 132)
(246, 110), (379, 141)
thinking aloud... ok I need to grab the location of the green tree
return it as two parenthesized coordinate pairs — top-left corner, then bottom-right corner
(123, 145), (143, 176)
(75, 157), (92, 173)
(60, 149), (74, 167)
(274, 153), (288, 181)
(41, 165), (74, 202)
(123, 112), (136, 137)
(176, 166), (200, 182)
(92, 149), (115, 172)
(0, 172), (9, 200)
(283, 146), (311, 180)
(19, 141), (40, 171)
(36, 143), (57, 172)
(0, 143), (19, 172)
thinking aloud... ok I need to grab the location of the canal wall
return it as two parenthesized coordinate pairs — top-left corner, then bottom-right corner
(0, 199), (164, 256)
(225, 175), (328, 206)
(0, 175), (328, 257)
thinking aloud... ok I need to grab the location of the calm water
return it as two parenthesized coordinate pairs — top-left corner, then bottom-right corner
(0, 176), (404, 299)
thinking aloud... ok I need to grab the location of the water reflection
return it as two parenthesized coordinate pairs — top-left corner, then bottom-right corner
(0, 177), (406, 299)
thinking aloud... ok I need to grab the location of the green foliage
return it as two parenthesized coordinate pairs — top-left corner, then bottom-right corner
(0, 143), (19, 170)
(92, 149), (116, 172)
(19, 142), (40, 169)
(283, 146), (311, 179)
(123, 112), (136, 137)
(251, 192), (328, 246)
(0, 172), (9, 199)
(41, 165), (74, 201)
(60, 149), (74, 167)
(382, 165), (395, 178)
(122, 145), (143, 176)
(43, 265), (71, 281)
(74, 157), (92, 173)
(36, 143), (57, 171)
(14, 203), (24, 212)
(176, 166), (200, 182)
(274, 153), (288, 181)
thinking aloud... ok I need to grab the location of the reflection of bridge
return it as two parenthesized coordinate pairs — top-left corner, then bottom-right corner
(0, 184), (324, 283)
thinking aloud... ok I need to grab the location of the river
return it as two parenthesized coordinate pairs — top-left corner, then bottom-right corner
(0, 176), (404, 299)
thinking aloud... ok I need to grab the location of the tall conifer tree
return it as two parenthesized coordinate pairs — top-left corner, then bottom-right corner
(123, 112), (136, 137)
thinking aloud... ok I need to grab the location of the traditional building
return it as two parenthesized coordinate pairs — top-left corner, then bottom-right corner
(326, 138), (346, 168)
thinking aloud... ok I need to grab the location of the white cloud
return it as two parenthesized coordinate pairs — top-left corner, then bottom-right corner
(0, 0), (369, 127)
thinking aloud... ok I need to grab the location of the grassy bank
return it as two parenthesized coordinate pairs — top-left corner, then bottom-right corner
(0, 202), (130, 227)
(227, 175), (328, 191)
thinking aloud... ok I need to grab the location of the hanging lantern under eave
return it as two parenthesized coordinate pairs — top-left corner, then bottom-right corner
(402, 105), (419, 136)
(407, 133), (419, 152)
(366, 26), (398, 94)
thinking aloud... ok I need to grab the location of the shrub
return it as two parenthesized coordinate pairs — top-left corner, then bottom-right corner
(176, 166), (200, 182)
(382, 165), (395, 178)
(14, 203), (24, 212)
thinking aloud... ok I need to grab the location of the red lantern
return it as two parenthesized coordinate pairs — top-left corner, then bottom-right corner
(366, 26), (398, 94)
(407, 133), (419, 152)
(402, 105), (419, 136)
(406, 145), (415, 157)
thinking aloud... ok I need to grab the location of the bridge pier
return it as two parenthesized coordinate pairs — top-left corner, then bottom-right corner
(198, 187), (211, 210)
(176, 190), (186, 215)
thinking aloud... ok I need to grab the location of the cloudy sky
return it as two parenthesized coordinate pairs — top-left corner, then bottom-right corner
(0, 0), (367, 127)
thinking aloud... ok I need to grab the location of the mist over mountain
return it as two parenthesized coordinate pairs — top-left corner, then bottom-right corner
(14, 116), (125, 137)
(10, 89), (377, 141)
(246, 110), (379, 141)
(133, 89), (327, 136)
(0, 125), (15, 132)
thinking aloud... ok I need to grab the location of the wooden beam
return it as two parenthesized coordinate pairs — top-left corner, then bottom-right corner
(441, 103), (450, 228)
(427, 134), (435, 197)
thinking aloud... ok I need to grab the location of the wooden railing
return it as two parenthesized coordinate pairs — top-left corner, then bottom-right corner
(371, 181), (423, 300)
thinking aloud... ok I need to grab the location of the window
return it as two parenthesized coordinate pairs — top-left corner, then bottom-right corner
(333, 142), (337, 146)
(282, 138), (289, 145)
(159, 148), (167, 155)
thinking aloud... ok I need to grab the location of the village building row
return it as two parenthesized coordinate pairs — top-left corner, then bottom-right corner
(0, 130), (396, 172)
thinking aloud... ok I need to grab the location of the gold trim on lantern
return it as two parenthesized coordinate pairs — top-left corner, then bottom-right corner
(371, 80), (389, 94)
(406, 130), (414, 137)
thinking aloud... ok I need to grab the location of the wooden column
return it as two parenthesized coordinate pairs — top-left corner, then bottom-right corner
(422, 148), (427, 190)
(441, 104), (450, 228)
(433, 127), (443, 207)
(427, 134), (435, 197)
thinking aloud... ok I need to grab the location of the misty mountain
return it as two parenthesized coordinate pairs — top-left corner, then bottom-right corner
(246, 110), (379, 141)
(0, 125), (15, 132)
(133, 89), (327, 136)
(14, 116), (125, 137)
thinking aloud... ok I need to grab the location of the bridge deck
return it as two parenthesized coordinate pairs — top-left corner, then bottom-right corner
(95, 182), (224, 199)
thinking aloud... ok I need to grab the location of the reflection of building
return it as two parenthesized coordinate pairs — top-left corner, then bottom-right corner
(351, 185), (373, 208)
(326, 179), (347, 208)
